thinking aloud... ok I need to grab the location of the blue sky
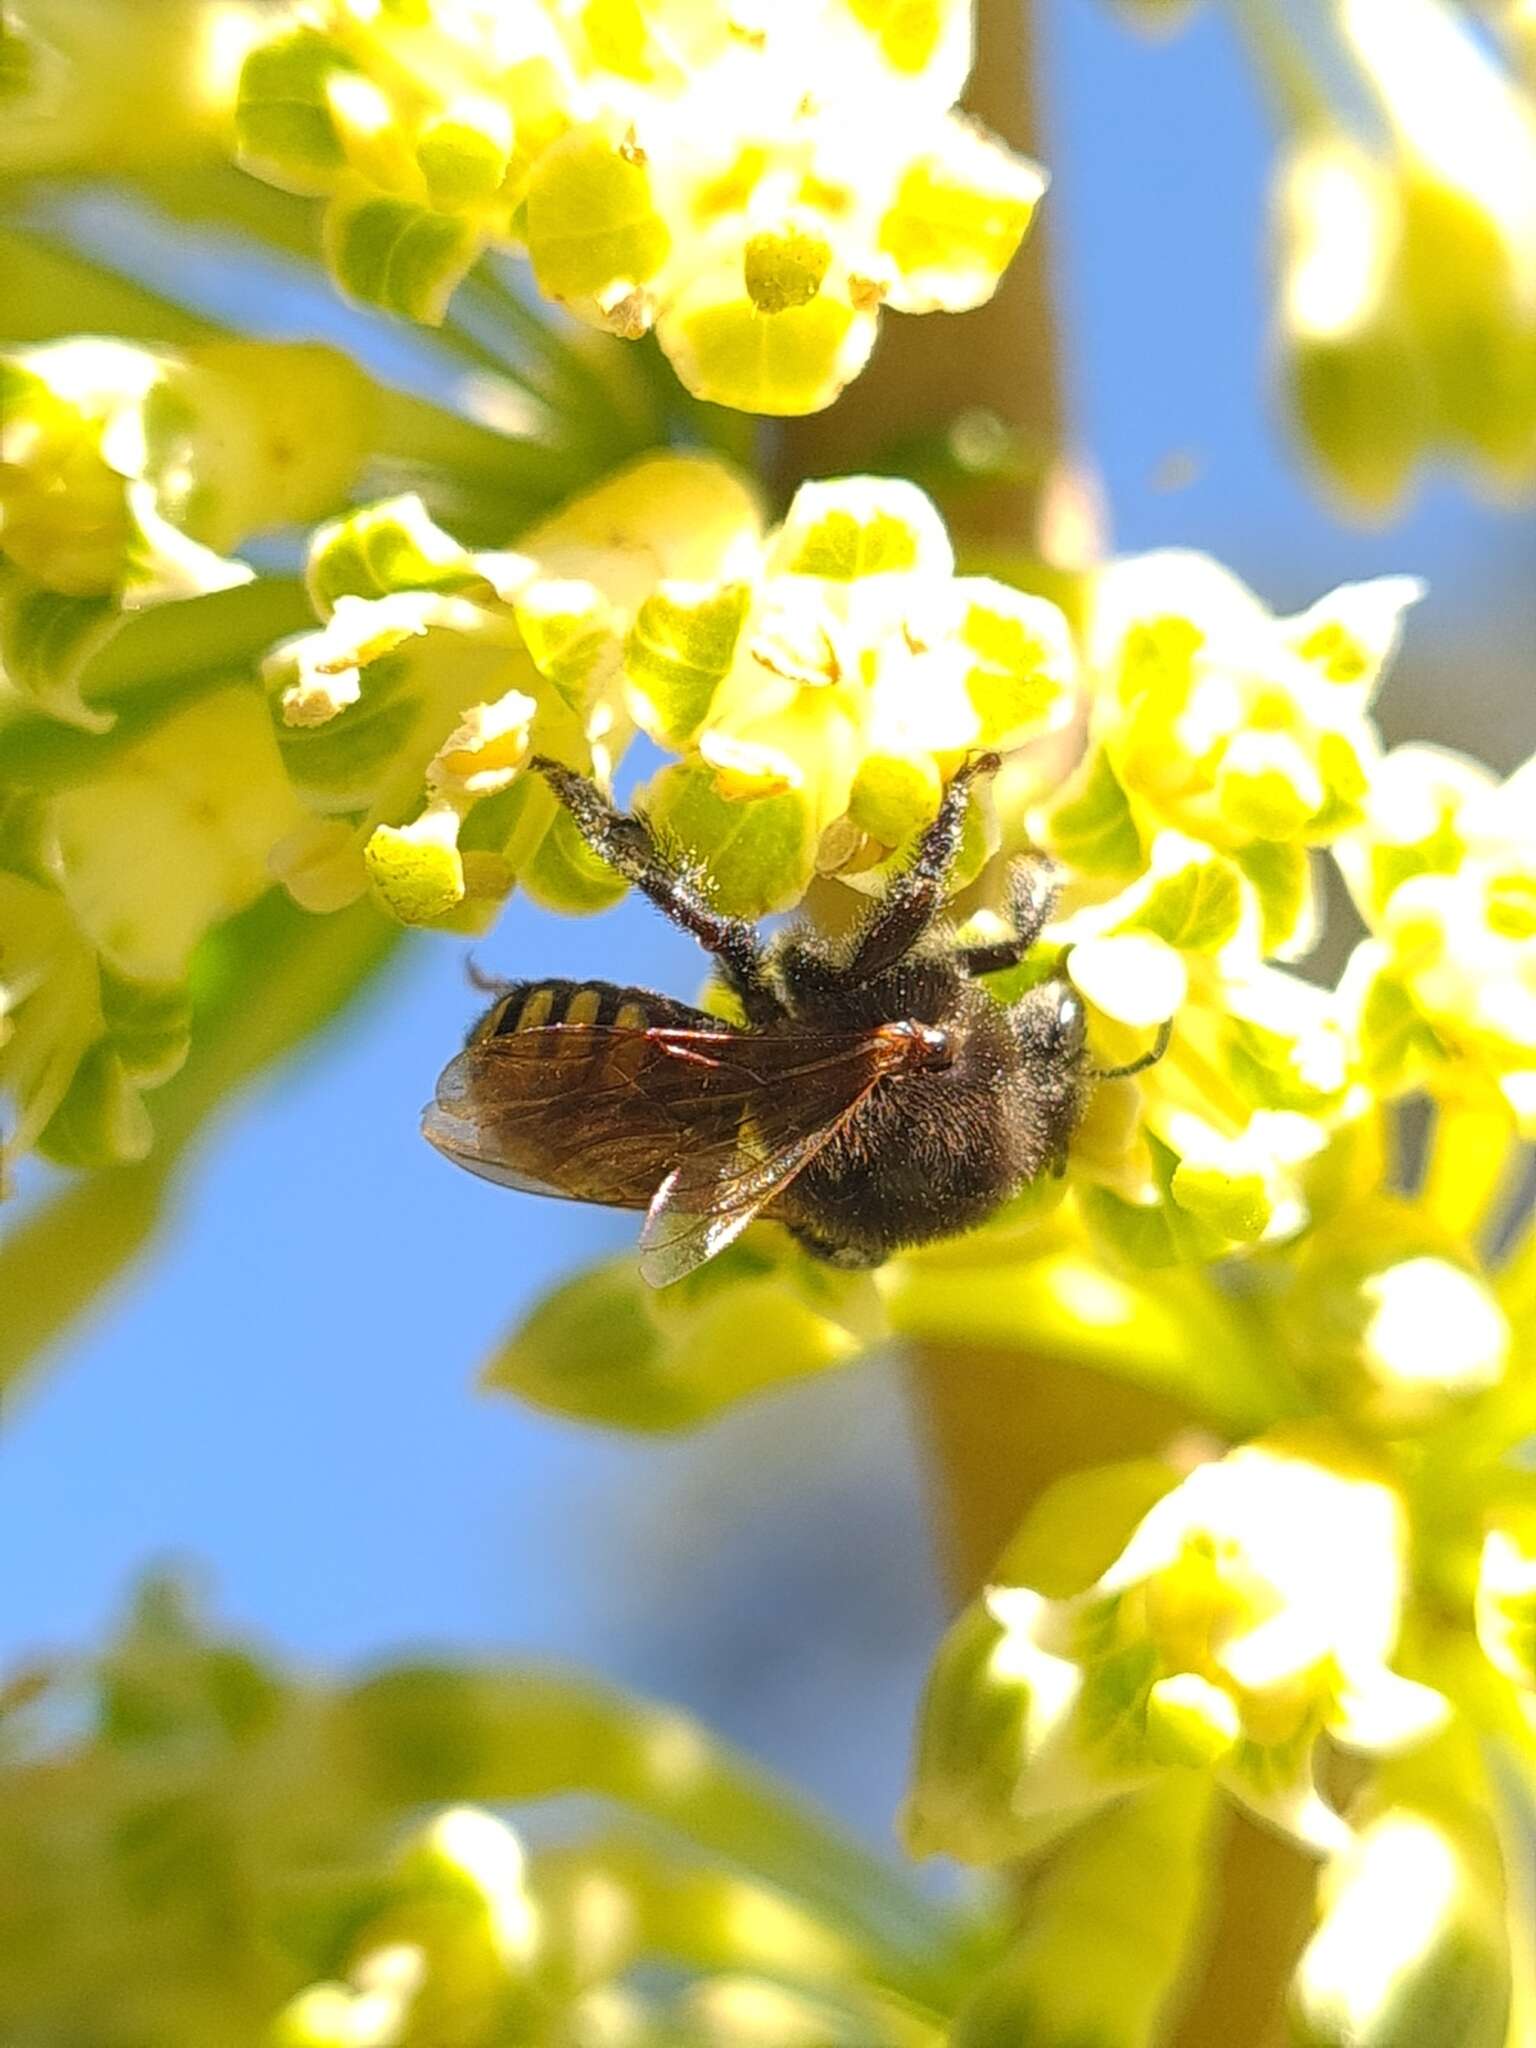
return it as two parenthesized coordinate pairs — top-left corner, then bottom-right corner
(4, 0), (1534, 1848)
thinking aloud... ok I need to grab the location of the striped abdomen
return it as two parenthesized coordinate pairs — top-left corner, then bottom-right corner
(465, 977), (715, 1046)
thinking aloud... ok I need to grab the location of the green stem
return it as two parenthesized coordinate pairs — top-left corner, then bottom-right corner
(464, 262), (628, 415)
(366, 380), (592, 510)
(1, 217), (213, 344)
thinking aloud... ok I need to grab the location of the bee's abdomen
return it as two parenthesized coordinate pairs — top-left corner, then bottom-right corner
(467, 978), (712, 1045)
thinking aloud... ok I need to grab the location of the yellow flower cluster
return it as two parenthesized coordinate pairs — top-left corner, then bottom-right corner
(263, 462), (1077, 932)
(910, 1430), (1446, 1859)
(907, 1365), (1536, 2035)
(234, 0), (1044, 412)
(262, 455), (766, 927)
(1029, 552), (1418, 1257)
(1338, 745), (1536, 1130)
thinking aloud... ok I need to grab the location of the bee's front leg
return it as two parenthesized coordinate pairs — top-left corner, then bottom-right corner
(529, 758), (782, 1023)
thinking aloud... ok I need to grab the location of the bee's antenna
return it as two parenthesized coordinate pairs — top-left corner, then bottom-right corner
(465, 953), (513, 995)
(1092, 1018), (1173, 1082)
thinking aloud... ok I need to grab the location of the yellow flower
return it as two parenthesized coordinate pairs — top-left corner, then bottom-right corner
(630, 475), (1077, 914)
(1337, 745), (1536, 1128)
(263, 455), (763, 926)
(0, 337), (373, 727)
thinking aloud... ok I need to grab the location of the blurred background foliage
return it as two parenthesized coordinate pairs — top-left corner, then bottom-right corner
(4, 2), (1536, 2045)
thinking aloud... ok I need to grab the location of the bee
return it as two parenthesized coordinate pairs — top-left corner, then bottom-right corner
(423, 752), (1168, 1286)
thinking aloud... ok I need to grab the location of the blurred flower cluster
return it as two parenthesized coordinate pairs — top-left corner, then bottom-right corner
(232, 0), (1044, 414)
(1265, 0), (1536, 512)
(0, 1579), (978, 2046)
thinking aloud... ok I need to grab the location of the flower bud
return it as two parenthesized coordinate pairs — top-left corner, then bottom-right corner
(1274, 135), (1431, 517)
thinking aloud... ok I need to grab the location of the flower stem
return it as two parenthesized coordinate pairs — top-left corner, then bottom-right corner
(774, 0), (1077, 554)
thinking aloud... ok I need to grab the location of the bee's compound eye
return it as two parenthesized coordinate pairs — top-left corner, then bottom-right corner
(1048, 987), (1087, 1060)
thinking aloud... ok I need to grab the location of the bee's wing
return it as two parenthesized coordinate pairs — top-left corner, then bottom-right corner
(424, 1021), (737, 1210)
(635, 1033), (909, 1287)
(423, 1020), (907, 1279)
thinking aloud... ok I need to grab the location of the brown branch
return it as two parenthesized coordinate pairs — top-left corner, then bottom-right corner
(788, 4), (1324, 2039)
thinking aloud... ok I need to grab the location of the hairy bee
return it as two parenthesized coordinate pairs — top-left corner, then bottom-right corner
(423, 753), (1166, 1286)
